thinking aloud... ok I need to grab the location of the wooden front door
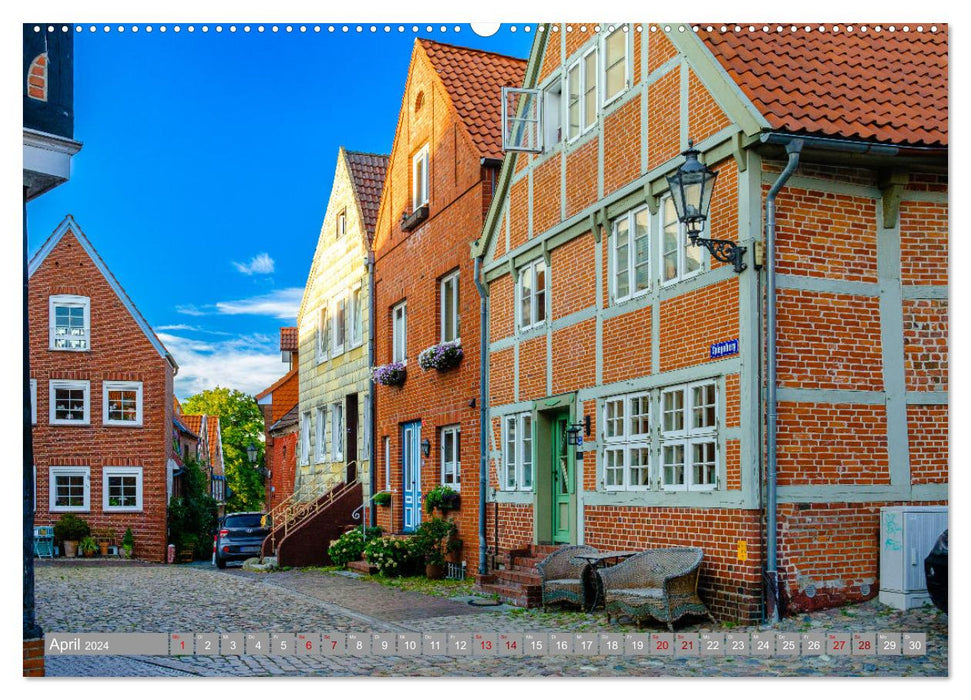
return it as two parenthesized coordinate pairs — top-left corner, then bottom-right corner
(401, 421), (422, 533)
(551, 415), (573, 544)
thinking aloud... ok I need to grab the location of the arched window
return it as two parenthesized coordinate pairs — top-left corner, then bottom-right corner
(27, 52), (48, 102)
(414, 90), (424, 113)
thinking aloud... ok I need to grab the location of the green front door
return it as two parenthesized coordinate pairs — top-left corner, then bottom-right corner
(551, 415), (573, 544)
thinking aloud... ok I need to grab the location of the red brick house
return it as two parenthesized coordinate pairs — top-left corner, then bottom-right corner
(256, 327), (300, 512)
(29, 215), (179, 563)
(372, 39), (525, 569)
(472, 24), (947, 620)
(180, 411), (227, 508)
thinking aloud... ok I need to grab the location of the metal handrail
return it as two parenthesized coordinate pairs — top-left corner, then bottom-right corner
(351, 489), (392, 541)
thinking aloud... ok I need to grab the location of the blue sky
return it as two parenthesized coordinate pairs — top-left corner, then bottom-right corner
(26, 23), (533, 399)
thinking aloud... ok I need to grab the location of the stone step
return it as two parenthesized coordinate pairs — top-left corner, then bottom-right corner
(530, 544), (562, 556)
(346, 559), (375, 575)
(475, 581), (541, 608)
(493, 568), (541, 586)
(510, 555), (544, 571)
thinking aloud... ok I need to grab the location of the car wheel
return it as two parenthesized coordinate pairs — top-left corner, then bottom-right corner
(215, 555), (227, 569)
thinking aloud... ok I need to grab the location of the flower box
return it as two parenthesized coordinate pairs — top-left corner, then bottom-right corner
(417, 340), (463, 372)
(373, 362), (407, 387)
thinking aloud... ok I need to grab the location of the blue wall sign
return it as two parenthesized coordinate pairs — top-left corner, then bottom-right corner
(710, 339), (739, 359)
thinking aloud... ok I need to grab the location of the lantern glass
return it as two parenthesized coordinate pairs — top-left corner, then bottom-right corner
(667, 144), (718, 235)
(246, 443), (258, 464)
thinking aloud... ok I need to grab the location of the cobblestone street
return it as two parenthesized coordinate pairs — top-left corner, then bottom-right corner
(36, 561), (948, 677)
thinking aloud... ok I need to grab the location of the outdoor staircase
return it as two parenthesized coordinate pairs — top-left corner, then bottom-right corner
(260, 469), (362, 568)
(474, 544), (561, 608)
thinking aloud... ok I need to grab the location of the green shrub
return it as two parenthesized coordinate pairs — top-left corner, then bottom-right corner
(167, 457), (218, 560)
(54, 514), (90, 542)
(122, 527), (135, 549)
(364, 536), (417, 577)
(410, 518), (458, 567)
(328, 526), (382, 567)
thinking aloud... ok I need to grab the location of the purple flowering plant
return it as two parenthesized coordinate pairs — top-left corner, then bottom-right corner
(372, 362), (407, 386)
(417, 340), (463, 372)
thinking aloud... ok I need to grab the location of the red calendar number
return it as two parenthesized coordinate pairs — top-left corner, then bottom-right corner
(656, 640), (669, 650)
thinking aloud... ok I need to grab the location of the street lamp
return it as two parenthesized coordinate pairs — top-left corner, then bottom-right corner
(666, 140), (747, 273)
(246, 442), (258, 465)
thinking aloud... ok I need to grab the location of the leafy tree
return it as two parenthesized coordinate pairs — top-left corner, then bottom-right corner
(181, 386), (265, 512)
(167, 456), (219, 559)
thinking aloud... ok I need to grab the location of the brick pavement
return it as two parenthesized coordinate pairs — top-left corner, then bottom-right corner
(36, 562), (947, 677)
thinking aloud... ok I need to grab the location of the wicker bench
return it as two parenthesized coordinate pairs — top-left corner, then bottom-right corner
(599, 547), (715, 630)
(536, 545), (599, 610)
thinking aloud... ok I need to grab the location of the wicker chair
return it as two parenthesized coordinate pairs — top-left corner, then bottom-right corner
(536, 545), (600, 610)
(599, 547), (715, 630)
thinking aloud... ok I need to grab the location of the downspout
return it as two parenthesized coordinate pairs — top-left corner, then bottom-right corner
(366, 250), (377, 528)
(473, 255), (489, 575)
(765, 138), (803, 623)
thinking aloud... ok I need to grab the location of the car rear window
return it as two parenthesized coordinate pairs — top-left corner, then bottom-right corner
(224, 514), (264, 529)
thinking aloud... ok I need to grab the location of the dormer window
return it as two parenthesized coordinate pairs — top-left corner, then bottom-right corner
(49, 294), (90, 351)
(412, 145), (429, 210)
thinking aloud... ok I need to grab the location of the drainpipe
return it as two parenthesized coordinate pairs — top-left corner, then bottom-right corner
(473, 255), (489, 575)
(366, 250), (377, 529)
(765, 138), (802, 623)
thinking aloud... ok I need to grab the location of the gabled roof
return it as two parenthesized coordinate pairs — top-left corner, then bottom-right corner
(174, 417), (199, 440)
(28, 215), (178, 371)
(345, 150), (389, 241)
(182, 414), (205, 439)
(418, 39), (527, 160)
(280, 327), (298, 353)
(269, 404), (300, 433)
(256, 367), (297, 402)
(206, 416), (224, 474)
(698, 24), (948, 147)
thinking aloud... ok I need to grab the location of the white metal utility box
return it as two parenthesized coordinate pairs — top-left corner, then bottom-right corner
(879, 505), (948, 610)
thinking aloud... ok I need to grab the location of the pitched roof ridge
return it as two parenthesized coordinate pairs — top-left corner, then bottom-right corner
(344, 149), (390, 159)
(417, 37), (527, 64)
(255, 366), (298, 401)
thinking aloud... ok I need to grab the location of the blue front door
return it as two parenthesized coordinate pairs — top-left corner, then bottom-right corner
(402, 421), (422, 533)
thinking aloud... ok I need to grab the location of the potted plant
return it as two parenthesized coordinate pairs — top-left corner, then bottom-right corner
(373, 492), (391, 507)
(424, 484), (460, 515)
(412, 518), (457, 580)
(93, 528), (114, 556)
(78, 536), (98, 557)
(53, 514), (90, 558)
(121, 527), (135, 559)
(417, 340), (463, 372)
(373, 362), (407, 387)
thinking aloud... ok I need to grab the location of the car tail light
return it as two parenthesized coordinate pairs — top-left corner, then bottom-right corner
(219, 529), (229, 537)
(222, 546), (230, 553)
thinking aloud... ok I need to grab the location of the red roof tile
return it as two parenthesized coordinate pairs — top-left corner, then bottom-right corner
(206, 416), (223, 473)
(280, 327), (298, 353)
(345, 151), (389, 240)
(418, 39), (527, 160)
(698, 25), (947, 147)
(181, 414), (203, 436)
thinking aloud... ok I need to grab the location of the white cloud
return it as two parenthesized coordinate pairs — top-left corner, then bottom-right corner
(233, 253), (275, 275)
(214, 287), (303, 320)
(161, 331), (287, 398)
(156, 323), (231, 336)
(175, 303), (208, 317)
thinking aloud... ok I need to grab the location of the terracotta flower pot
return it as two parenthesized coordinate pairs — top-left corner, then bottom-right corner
(99, 543), (110, 556)
(63, 540), (78, 558)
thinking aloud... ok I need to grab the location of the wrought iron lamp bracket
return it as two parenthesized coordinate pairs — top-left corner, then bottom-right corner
(690, 234), (747, 273)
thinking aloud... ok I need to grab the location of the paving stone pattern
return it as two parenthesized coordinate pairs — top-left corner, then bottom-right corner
(37, 562), (947, 677)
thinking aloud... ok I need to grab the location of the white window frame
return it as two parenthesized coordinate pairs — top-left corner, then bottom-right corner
(601, 392), (652, 491)
(516, 259), (548, 331)
(331, 292), (347, 356)
(660, 194), (707, 286)
(337, 208), (347, 238)
(601, 24), (631, 105)
(412, 144), (429, 210)
(349, 284), (364, 348)
(315, 405), (327, 463)
(392, 301), (407, 364)
(660, 380), (719, 492)
(502, 413), (534, 491)
(611, 205), (651, 303)
(102, 381), (143, 427)
(316, 305), (329, 364)
(299, 411), (311, 465)
(30, 379), (37, 425)
(49, 466), (90, 512)
(49, 380), (90, 426)
(440, 271), (460, 343)
(383, 436), (391, 491)
(440, 424), (461, 490)
(49, 294), (90, 351)
(565, 46), (598, 142)
(330, 401), (344, 461)
(102, 466), (143, 512)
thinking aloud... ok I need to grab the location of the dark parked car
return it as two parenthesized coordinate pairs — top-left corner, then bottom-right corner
(214, 512), (269, 569)
(924, 529), (948, 613)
